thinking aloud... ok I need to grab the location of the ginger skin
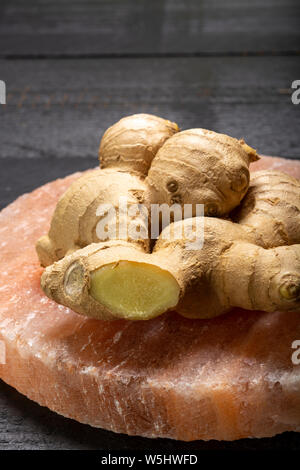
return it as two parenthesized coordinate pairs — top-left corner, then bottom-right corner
(36, 170), (152, 267)
(146, 129), (258, 217)
(99, 113), (180, 177)
(232, 170), (300, 247)
(36, 114), (179, 267)
(36, 114), (256, 267)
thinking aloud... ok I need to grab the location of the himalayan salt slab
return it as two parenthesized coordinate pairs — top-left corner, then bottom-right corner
(0, 156), (300, 442)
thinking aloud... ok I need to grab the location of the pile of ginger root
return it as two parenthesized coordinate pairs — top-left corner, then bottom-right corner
(37, 114), (300, 321)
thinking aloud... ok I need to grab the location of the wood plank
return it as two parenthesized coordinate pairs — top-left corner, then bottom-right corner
(0, 157), (95, 210)
(0, 0), (299, 56)
(0, 56), (299, 163)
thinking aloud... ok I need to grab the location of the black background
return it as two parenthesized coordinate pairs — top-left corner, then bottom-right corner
(0, 0), (300, 451)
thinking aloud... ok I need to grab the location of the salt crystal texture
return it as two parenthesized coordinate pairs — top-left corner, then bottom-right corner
(0, 158), (300, 441)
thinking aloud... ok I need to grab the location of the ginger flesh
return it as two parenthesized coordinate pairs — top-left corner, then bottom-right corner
(89, 261), (180, 320)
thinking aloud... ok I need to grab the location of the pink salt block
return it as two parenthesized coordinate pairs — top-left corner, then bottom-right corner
(0, 156), (300, 441)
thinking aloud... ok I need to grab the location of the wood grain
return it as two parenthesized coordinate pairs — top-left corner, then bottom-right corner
(0, 56), (299, 162)
(0, 0), (299, 56)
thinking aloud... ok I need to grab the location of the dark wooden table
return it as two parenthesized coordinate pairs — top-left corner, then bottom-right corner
(0, 0), (300, 450)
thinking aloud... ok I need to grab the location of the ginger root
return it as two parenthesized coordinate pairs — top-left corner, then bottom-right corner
(37, 113), (300, 321)
(37, 114), (256, 267)
(36, 114), (179, 266)
(41, 217), (300, 320)
(36, 170), (152, 266)
(99, 113), (180, 177)
(233, 170), (300, 247)
(146, 129), (258, 217)
(41, 240), (181, 320)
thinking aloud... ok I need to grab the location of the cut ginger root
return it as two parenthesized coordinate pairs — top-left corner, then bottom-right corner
(41, 240), (182, 321)
(41, 217), (300, 320)
(90, 261), (180, 320)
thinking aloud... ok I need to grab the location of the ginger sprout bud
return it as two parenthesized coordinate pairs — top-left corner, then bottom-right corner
(231, 172), (249, 192)
(64, 262), (87, 299)
(279, 280), (300, 301)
